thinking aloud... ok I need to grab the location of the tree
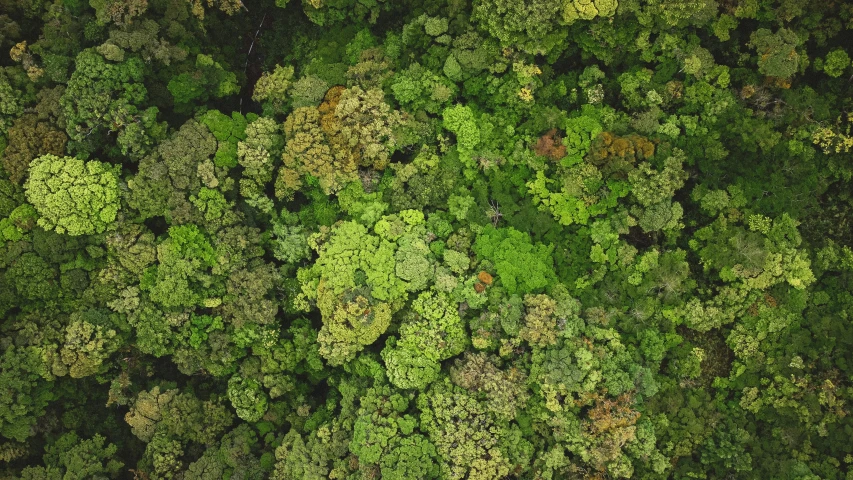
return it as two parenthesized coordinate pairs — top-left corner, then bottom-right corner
(168, 54), (239, 109)
(141, 224), (219, 309)
(184, 424), (264, 479)
(347, 48), (394, 90)
(299, 0), (388, 26)
(472, 0), (566, 55)
(300, 220), (402, 365)
(3, 252), (57, 302)
(277, 85), (402, 197)
(332, 85), (402, 171)
(55, 310), (120, 378)
(18, 433), (123, 479)
(442, 104), (480, 171)
(391, 63), (457, 114)
(0, 344), (56, 442)
(628, 149), (689, 234)
(0, 203), (36, 243)
(186, 0), (245, 20)
(237, 116), (283, 210)
(220, 262), (279, 329)
(270, 210), (312, 264)
(98, 19), (189, 66)
(61, 49), (165, 160)
(685, 210), (816, 331)
(1, 113), (66, 184)
(472, 226), (556, 294)
(290, 75), (330, 108)
(89, 0), (148, 25)
(227, 375), (269, 422)
(144, 431), (185, 478)
(277, 106), (355, 198)
(162, 391), (234, 446)
(126, 386), (234, 450)
(252, 65), (295, 115)
(418, 378), (515, 480)
(127, 119), (219, 222)
(563, 0), (618, 25)
(300, 213), (438, 362)
(271, 428), (348, 480)
(125, 386), (177, 442)
(24, 154), (120, 236)
(382, 290), (467, 390)
(348, 383), (419, 471)
(749, 28), (802, 79)
(520, 294), (559, 347)
(449, 352), (529, 419)
(0, 71), (24, 142)
(380, 434), (440, 480)
(819, 49), (850, 78)
(528, 316), (656, 478)
(640, 0), (716, 27)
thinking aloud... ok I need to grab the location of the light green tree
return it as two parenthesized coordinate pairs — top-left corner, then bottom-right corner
(24, 154), (120, 236)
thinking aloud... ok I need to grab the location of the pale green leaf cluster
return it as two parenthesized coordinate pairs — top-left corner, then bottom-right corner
(24, 154), (120, 236)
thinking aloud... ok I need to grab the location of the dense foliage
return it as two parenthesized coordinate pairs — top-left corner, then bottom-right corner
(1, 0), (852, 478)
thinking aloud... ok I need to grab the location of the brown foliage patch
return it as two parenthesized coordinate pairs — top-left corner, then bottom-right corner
(318, 85), (345, 135)
(587, 132), (655, 178)
(533, 128), (567, 161)
(2, 114), (67, 184)
(585, 392), (641, 435)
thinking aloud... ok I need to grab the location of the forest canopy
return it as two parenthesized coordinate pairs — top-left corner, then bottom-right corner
(1, 0), (853, 478)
